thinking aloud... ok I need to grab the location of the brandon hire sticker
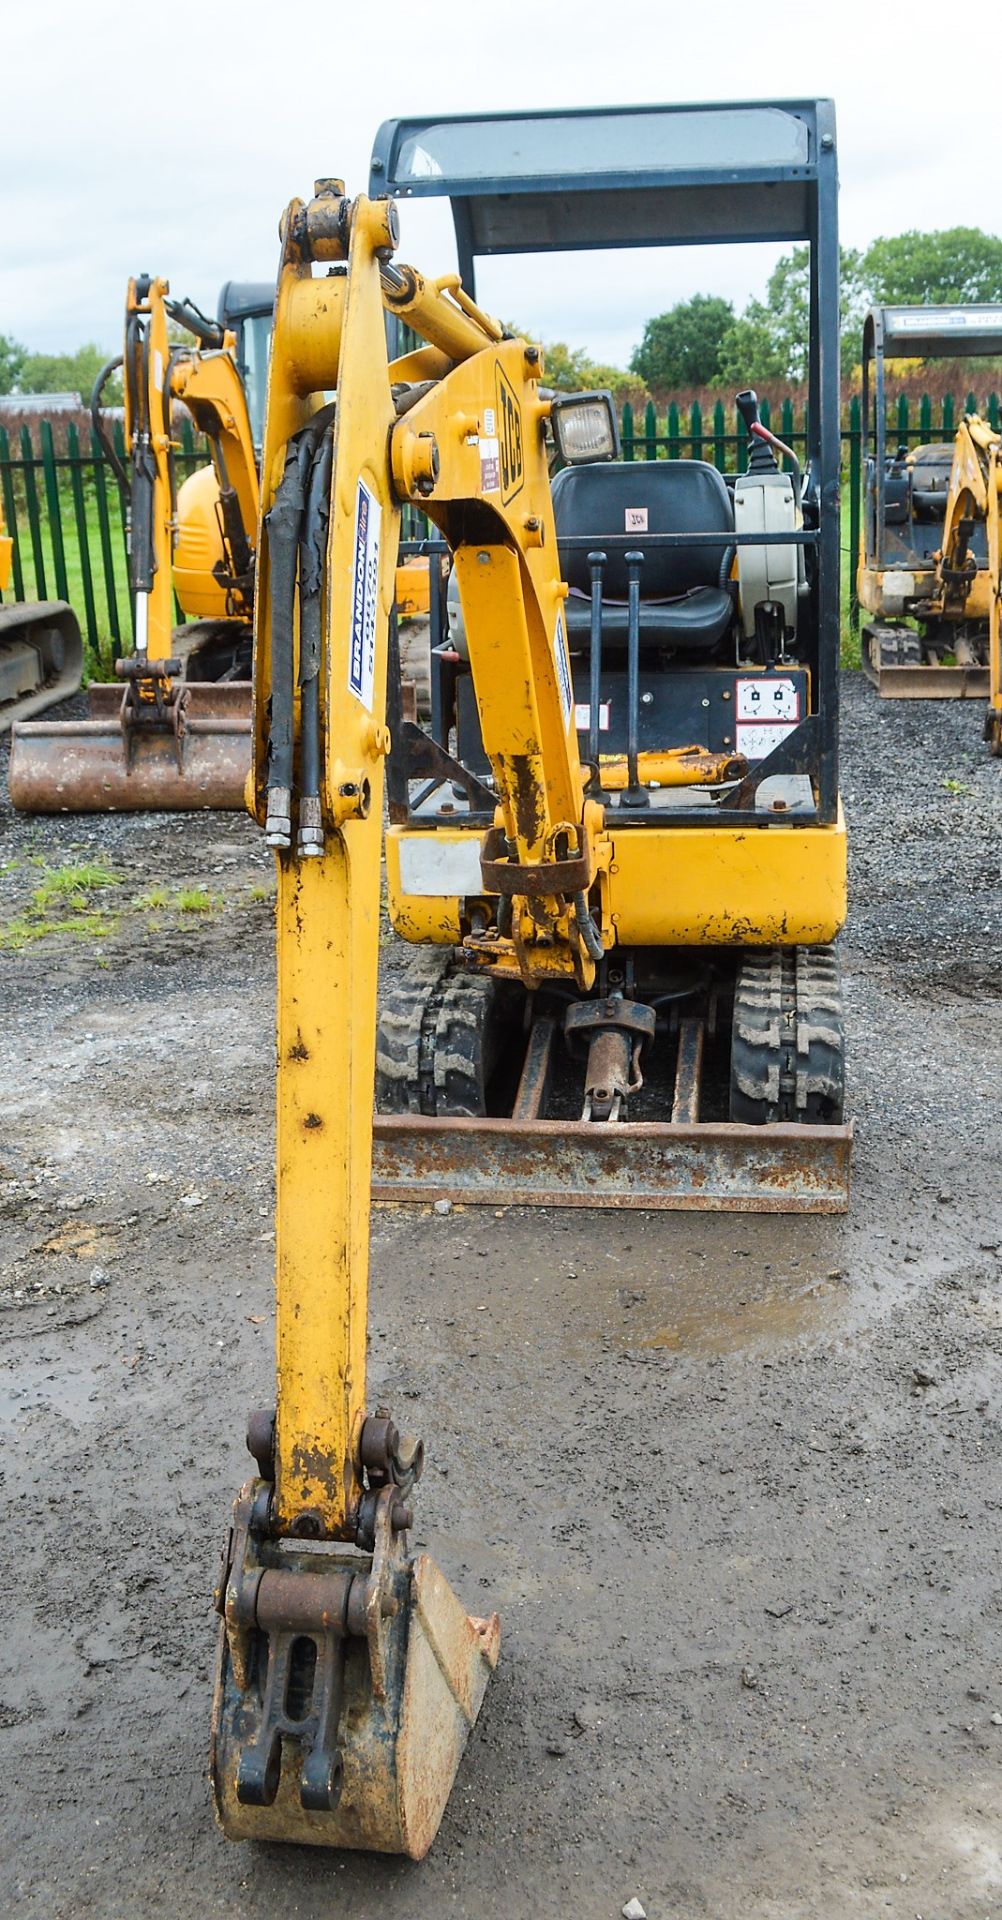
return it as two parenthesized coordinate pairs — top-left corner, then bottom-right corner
(554, 610), (573, 724)
(348, 479), (381, 712)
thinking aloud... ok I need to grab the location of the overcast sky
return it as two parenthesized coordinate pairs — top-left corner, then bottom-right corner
(4, 0), (999, 364)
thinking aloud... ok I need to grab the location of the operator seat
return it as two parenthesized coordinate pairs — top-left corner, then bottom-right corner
(553, 459), (735, 652)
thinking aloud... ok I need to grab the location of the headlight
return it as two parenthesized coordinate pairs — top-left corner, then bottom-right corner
(549, 391), (620, 465)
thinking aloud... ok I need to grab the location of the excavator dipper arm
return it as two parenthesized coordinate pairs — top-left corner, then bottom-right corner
(210, 186), (509, 1858)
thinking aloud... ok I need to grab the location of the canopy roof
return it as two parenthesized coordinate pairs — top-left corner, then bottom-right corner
(865, 304), (1002, 361)
(369, 101), (837, 267)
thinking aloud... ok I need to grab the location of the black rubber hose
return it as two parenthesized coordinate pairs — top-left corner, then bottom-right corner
(90, 356), (128, 492)
(266, 433), (314, 814)
(298, 422), (335, 805)
(165, 296), (225, 349)
(265, 405), (336, 837)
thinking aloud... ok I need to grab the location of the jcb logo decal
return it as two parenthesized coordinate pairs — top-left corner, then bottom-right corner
(496, 364), (524, 505)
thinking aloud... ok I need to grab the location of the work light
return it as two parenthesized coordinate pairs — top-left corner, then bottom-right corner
(549, 391), (620, 464)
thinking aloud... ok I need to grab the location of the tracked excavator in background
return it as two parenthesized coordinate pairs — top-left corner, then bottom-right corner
(7, 275), (261, 811)
(859, 304), (1002, 710)
(0, 478), (83, 728)
(210, 95), (847, 1864)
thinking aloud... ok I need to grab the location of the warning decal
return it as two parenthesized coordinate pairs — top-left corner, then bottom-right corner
(734, 676), (800, 761)
(348, 478), (381, 713)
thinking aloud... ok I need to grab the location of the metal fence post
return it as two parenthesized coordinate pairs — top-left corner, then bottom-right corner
(713, 399), (725, 471)
(0, 424), (25, 600)
(39, 419), (70, 604)
(67, 422), (98, 651)
(644, 399), (657, 461)
(91, 428), (122, 658)
(19, 424), (48, 599)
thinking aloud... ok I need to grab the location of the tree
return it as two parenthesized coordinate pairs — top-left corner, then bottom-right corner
(0, 334), (26, 396)
(17, 342), (113, 401)
(507, 329), (636, 395)
(629, 294), (734, 390)
(862, 228), (1002, 307)
(716, 244), (866, 388)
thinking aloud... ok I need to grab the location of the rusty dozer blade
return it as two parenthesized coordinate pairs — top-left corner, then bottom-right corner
(372, 1114), (852, 1212)
(0, 600), (83, 730)
(7, 679), (251, 812)
(211, 1477), (499, 1858)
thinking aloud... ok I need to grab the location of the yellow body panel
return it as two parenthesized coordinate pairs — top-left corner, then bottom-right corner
(172, 465), (230, 619)
(858, 562), (994, 623)
(387, 805), (847, 951)
(0, 531), (12, 594)
(394, 556), (430, 618)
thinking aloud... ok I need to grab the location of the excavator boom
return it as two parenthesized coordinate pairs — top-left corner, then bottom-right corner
(8, 275), (259, 811)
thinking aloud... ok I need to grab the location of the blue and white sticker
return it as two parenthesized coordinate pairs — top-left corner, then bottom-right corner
(348, 478), (381, 712)
(554, 609), (573, 725)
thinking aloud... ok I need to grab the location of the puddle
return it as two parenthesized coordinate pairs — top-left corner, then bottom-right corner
(638, 1266), (846, 1353)
(476, 1209), (915, 1358)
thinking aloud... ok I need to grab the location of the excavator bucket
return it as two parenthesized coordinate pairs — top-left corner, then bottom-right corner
(7, 680), (251, 812)
(0, 601), (83, 730)
(210, 1484), (499, 1857)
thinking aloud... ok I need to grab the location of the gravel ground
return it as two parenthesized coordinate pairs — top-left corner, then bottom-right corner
(2, 673), (1002, 1920)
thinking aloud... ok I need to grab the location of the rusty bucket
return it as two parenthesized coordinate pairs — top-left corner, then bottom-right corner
(210, 1482), (499, 1858)
(7, 681), (251, 813)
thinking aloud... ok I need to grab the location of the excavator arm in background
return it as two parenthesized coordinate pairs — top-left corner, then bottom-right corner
(8, 275), (259, 810)
(930, 415), (1002, 750)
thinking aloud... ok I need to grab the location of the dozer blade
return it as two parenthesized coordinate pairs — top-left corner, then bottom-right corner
(210, 1483), (499, 1858)
(0, 601), (83, 731)
(372, 1114), (853, 1212)
(7, 680), (251, 812)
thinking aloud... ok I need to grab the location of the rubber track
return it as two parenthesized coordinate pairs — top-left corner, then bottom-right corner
(376, 965), (497, 1117)
(730, 945), (844, 1125)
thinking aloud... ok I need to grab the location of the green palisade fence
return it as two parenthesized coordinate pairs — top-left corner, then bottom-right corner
(0, 417), (207, 673)
(1, 394), (1000, 669)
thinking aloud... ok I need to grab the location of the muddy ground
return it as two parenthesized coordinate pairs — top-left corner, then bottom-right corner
(2, 674), (1002, 1920)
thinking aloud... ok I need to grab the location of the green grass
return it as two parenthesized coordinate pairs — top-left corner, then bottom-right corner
(177, 887), (218, 915)
(0, 860), (121, 951)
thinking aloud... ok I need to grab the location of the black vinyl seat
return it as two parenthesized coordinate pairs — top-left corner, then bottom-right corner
(553, 459), (735, 652)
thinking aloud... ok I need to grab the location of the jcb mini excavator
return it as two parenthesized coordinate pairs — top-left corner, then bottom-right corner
(8, 275), (260, 810)
(859, 303), (1002, 703)
(370, 102), (849, 1211)
(211, 94), (846, 1863)
(0, 486), (82, 728)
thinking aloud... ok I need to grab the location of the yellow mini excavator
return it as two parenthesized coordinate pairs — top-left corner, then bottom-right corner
(369, 103), (850, 1212)
(0, 484), (83, 728)
(211, 94), (847, 1862)
(8, 275), (260, 810)
(859, 304), (1002, 702)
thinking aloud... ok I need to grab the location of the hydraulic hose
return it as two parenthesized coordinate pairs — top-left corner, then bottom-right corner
(297, 422), (335, 856)
(90, 356), (128, 492)
(264, 404), (335, 848)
